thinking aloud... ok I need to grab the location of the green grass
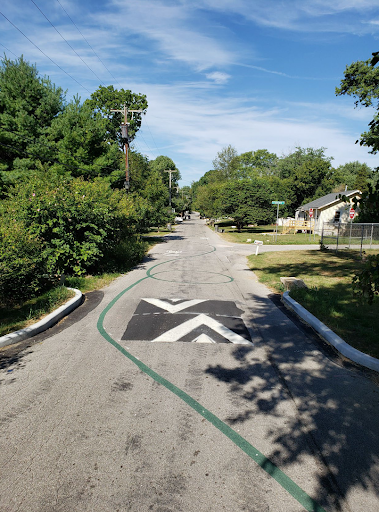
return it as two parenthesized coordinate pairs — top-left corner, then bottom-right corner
(0, 286), (75, 337)
(210, 222), (320, 245)
(247, 249), (379, 359)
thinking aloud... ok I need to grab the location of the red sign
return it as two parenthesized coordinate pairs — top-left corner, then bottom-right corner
(309, 208), (313, 218)
(349, 208), (355, 220)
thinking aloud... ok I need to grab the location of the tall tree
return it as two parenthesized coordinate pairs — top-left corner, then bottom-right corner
(278, 147), (334, 208)
(149, 155), (181, 188)
(0, 55), (65, 180)
(219, 178), (275, 230)
(336, 54), (379, 154)
(45, 97), (121, 179)
(85, 85), (148, 149)
(212, 145), (239, 180)
(235, 149), (279, 178)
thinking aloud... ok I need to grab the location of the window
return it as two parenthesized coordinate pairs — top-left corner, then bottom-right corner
(334, 211), (341, 223)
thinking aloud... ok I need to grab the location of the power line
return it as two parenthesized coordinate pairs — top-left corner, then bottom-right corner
(0, 41), (18, 58)
(54, 0), (122, 89)
(30, 0), (106, 86)
(0, 10), (91, 93)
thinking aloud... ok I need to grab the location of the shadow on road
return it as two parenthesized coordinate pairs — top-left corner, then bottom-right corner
(205, 294), (379, 510)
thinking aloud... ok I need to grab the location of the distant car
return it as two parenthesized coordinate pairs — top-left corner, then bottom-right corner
(175, 216), (183, 223)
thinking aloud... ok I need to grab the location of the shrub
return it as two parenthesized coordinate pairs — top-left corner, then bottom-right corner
(352, 254), (379, 304)
(1, 173), (149, 277)
(0, 220), (55, 304)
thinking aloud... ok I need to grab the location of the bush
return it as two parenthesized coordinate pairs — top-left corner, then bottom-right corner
(352, 254), (379, 304)
(0, 220), (55, 304)
(1, 173), (149, 277)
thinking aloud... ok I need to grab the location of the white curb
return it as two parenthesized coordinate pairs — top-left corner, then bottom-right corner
(282, 291), (379, 373)
(0, 288), (83, 349)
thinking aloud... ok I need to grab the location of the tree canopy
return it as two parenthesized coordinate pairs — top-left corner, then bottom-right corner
(336, 54), (379, 154)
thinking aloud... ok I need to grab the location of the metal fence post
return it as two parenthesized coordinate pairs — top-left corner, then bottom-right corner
(360, 224), (364, 258)
(370, 223), (374, 249)
(321, 223), (324, 246)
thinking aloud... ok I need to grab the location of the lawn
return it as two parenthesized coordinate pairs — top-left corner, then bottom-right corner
(247, 249), (379, 360)
(210, 221), (320, 245)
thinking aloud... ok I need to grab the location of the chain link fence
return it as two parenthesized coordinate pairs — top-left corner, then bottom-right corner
(321, 222), (379, 255)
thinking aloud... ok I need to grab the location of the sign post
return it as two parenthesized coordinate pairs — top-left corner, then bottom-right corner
(348, 208), (355, 248)
(272, 201), (285, 242)
(308, 208), (313, 241)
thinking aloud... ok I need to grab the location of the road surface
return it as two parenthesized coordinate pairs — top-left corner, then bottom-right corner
(1, 213), (379, 512)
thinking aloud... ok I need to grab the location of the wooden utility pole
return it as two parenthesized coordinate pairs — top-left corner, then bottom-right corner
(110, 105), (143, 191)
(164, 169), (176, 207)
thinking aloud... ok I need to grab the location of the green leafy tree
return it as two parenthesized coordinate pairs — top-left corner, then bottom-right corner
(85, 85), (147, 149)
(192, 182), (224, 218)
(0, 55), (65, 181)
(219, 178), (275, 230)
(44, 97), (121, 179)
(352, 182), (379, 222)
(212, 145), (239, 180)
(149, 155), (181, 190)
(334, 161), (372, 192)
(336, 54), (379, 154)
(140, 169), (171, 229)
(278, 147), (334, 210)
(235, 149), (279, 178)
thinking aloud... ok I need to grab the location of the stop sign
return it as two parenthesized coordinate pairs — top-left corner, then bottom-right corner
(349, 208), (355, 219)
(309, 208), (313, 218)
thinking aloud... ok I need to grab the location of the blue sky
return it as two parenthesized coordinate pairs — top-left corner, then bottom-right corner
(1, 0), (379, 186)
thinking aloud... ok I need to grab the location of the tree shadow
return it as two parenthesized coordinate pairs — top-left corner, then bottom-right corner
(205, 293), (379, 510)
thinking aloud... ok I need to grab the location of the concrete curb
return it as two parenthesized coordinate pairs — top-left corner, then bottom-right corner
(0, 288), (83, 349)
(282, 291), (379, 373)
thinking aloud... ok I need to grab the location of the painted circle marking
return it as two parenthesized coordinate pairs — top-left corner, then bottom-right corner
(149, 270), (233, 284)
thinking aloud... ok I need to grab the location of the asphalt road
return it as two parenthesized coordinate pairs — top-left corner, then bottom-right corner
(1, 213), (379, 512)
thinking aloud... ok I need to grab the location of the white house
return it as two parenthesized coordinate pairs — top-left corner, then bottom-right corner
(295, 190), (360, 233)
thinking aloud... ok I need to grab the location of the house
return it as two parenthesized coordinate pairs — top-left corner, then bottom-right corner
(295, 190), (361, 233)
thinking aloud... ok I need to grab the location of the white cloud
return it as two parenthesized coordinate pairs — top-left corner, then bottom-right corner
(133, 81), (378, 184)
(205, 71), (231, 84)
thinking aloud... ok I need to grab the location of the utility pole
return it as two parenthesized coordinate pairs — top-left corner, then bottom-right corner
(110, 105), (143, 191)
(164, 169), (176, 207)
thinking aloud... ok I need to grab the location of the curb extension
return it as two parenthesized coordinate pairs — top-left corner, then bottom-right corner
(282, 291), (379, 373)
(0, 288), (83, 349)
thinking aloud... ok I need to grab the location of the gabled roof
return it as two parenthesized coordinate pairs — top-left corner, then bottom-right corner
(297, 190), (360, 211)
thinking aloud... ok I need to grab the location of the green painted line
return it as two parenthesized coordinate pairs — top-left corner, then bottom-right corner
(96, 249), (328, 512)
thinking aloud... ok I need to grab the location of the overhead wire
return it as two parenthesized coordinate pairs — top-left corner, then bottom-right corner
(30, 0), (106, 87)
(54, 0), (122, 89)
(0, 10), (91, 93)
(0, 41), (18, 58)
(1, 6), (162, 165)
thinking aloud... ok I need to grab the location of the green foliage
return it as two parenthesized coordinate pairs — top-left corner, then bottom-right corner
(0, 219), (53, 304)
(334, 161), (373, 193)
(219, 179), (275, 230)
(336, 56), (379, 154)
(234, 149), (279, 178)
(212, 145), (239, 180)
(84, 85), (147, 149)
(352, 182), (379, 222)
(45, 97), (121, 179)
(0, 55), (65, 178)
(149, 155), (181, 187)
(0, 173), (148, 277)
(353, 254), (379, 304)
(193, 182), (224, 218)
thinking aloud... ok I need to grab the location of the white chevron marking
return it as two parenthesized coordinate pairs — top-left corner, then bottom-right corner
(143, 298), (206, 313)
(192, 333), (216, 343)
(151, 314), (251, 344)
